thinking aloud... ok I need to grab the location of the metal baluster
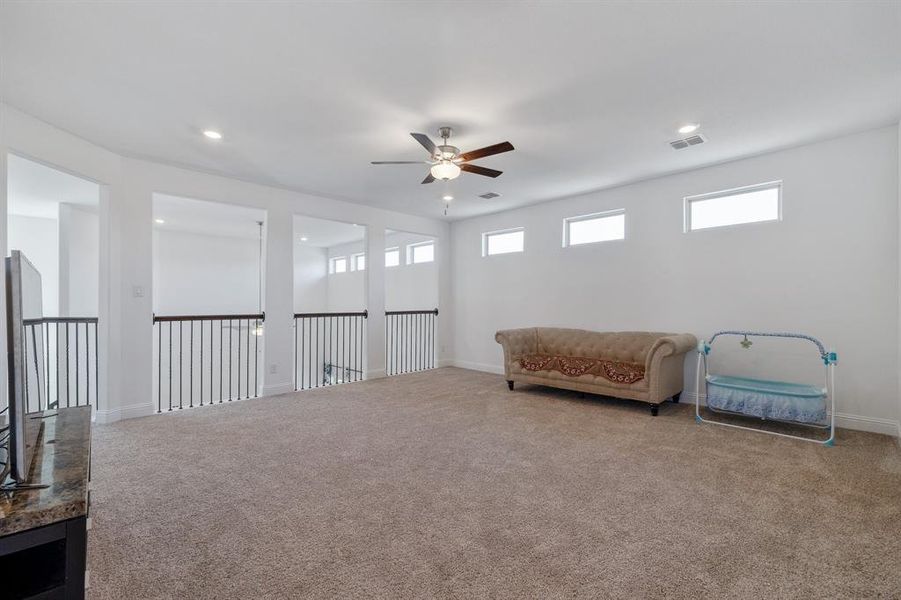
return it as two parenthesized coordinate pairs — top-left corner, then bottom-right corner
(168, 322), (173, 411)
(229, 319), (233, 401)
(315, 317), (319, 387)
(199, 320), (204, 406)
(157, 322), (162, 412)
(55, 323), (60, 409)
(85, 322), (90, 408)
(219, 320), (224, 403)
(65, 323), (70, 407)
(45, 323), (50, 407)
(94, 321), (99, 409)
(255, 318), (260, 398)
(75, 322), (80, 405)
(189, 320), (194, 408)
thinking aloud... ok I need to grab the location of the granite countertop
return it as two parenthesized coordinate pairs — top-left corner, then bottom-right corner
(0, 406), (92, 536)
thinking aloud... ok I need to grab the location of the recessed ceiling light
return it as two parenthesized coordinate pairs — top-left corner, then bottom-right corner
(300, 236), (308, 242)
(678, 123), (699, 134)
(443, 195), (453, 201)
(203, 130), (223, 140)
(154, 218), (165, 224)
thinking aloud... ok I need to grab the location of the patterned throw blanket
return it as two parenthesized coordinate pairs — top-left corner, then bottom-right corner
(517, 354), (645, 384)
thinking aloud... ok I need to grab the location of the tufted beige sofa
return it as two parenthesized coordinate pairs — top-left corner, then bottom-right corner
(495, 328), (697, 415)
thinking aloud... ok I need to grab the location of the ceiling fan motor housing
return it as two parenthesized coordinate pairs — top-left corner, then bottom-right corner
(437, 145), (460, 160)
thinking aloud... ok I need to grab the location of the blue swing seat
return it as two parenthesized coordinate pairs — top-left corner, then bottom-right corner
(706, 374), (828, 425)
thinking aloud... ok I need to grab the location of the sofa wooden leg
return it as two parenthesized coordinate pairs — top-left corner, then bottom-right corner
(650, 404), (659, 417)
(507, 380), (514, 391)
(672, 392), (681, 404)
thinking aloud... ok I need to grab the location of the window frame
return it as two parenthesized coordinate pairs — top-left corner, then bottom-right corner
(384, 246), (400, 268)
(407, 240), (435, 265)
(481, 227), (525, 257)
(351, 252), (366, 271)
(330, 256), (348, 274)
(562, 208), (626, 248)
(683, 180), (783, 233)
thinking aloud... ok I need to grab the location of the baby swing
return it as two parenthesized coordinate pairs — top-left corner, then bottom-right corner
(695, 331), (837, 446)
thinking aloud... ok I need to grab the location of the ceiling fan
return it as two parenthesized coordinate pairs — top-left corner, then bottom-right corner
(371, 127), (514, 184)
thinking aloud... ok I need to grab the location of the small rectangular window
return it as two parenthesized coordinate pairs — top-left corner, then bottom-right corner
(408, 241), (435, 264)
(482, 228), (524, 257)
(564, 210), (625, 247)
(331, 256), (347, 274)
(352, 253), (366, 271)
(685, 181), (781, 232)
(385, 247), (400, 267)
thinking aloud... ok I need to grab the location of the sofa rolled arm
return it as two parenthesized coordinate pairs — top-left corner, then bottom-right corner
(495, 328), (538, 377)
(657, 333), (698, 358)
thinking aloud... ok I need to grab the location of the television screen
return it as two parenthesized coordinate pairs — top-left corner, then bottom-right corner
(4, 250), (46, 483)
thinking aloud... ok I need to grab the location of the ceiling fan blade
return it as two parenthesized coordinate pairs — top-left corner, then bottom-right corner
(421, 172), (436, 184)
(461, 163), (502, 178)
(458, 141), (514, 162)
(411, 133), (437, 156)
(371, 160), (429, 164)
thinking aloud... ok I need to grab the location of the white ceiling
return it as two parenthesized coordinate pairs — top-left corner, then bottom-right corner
(294, 215), (364, 248)
(2, 2), (899, 220)
(7, 154), (100, 219)
(153, 194), (265, 239)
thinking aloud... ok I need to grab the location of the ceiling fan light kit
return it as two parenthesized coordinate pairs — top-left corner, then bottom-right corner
(372, 126), (514, 185)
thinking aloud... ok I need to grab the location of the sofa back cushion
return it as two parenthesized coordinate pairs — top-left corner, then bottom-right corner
(535, 328), (669, 366)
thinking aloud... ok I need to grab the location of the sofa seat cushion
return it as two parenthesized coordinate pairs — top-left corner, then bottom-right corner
(518, 354), (645, 384)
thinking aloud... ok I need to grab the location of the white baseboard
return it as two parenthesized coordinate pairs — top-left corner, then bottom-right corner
(262, 382), (295, 397)
(450, 359), (504, 375)
(95, 402), (154, 424)
(366, 368), (387, 380)
(681, 392), (899, 436)
(437, 358), (454, 368)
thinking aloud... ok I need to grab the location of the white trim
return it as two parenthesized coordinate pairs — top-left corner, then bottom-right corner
(481, 227), (525, 257)
(562, 208), (626, 247)
(451, 359), (504, 375)
(406, 240), (435, 264)
(683, 180), (782, 233)
(683, 391), (899, 436)
(94, 401), (154, 423)
(262, 381), (295, 397)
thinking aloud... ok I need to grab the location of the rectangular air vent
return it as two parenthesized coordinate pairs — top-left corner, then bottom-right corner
(479, 192), (501, 199)
(670, 134), (707, 150)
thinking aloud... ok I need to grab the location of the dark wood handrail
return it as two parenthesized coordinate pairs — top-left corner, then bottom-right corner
(294, 310), (368, 319)
(153, 313), (265, 323)
(24, 316), (99, 325)
(385, 309), (438, 316)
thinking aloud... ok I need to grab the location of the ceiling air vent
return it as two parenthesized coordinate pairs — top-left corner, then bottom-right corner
(479, 192), (501, 199)
(670, 133), (707, 150)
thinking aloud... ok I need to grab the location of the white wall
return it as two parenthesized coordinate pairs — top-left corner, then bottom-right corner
(153, 228), (262, 315)
(59, 203), (99, 316)
(0, 103), (452, 420)
(294, 244), (328, 313)
(7, 213), (59, 317)
(325, 231), (439, 312)
(452, 125), (900, 434)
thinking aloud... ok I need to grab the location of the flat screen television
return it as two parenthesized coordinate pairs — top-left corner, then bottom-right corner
(4, 250), (46, 484)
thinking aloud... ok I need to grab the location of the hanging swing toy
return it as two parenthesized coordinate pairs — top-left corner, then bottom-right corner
(695, 331), (837, 446)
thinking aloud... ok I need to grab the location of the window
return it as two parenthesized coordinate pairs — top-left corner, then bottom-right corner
(330, 256), (347, 274)
(482, 228), (524, 257)
(385, 247), (400, 267)
(407, 241), (435, 264)
(685, 181), (781, 232)
(564, 209), (625, 247)
(352, 253), (366, 271)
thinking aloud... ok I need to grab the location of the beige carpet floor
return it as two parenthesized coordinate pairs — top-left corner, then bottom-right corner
(87, 367), (901, 599)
